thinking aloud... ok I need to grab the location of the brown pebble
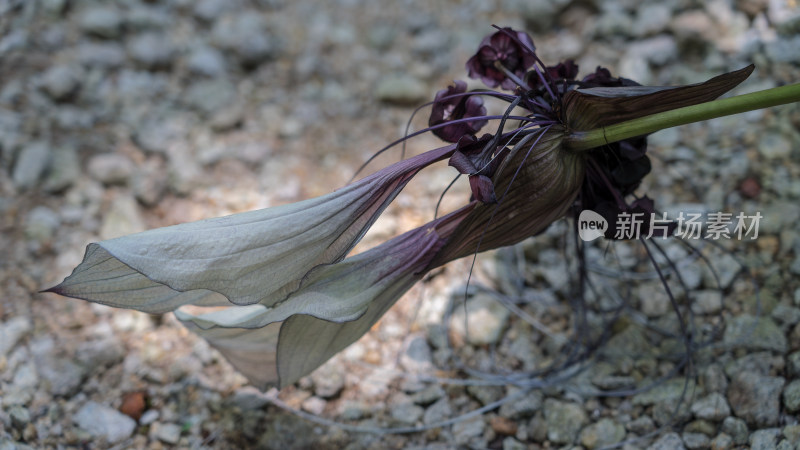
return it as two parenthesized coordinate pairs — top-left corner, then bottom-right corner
(739, 177), (760, 198)
(119, 391), (147, 422)
(490, 415), (518, 435)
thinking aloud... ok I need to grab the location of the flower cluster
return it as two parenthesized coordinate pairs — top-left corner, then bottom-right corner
(48, 27), (757, 390)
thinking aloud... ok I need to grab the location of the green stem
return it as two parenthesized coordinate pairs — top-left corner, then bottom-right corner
(564, 82), (800, 151)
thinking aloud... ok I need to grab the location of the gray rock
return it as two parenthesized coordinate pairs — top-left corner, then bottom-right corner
(128, 33), (175, 70)
(602, 324), (652, 359)
(771, 304), (800, 328)
(544, 399), (587, 445)
(626, 415), (655, 435)
(43, 146), (81, 193)
(710, 432), (733, 450)
(682, 432), (710, 450)
(0, 316), (31, 357)
(593, 8), (634, 37)
(209, 105), (244, 131)
(633, 378), (695, 406)
(532, 248), (569, 292)
(783, 379), (800, 413)
(765, 35), (800, 64)
(338, 400), (369, 421)
(87, 153), (135, 185)
(759, 131), (792, 159)
(13, 141), (52, 190)
(194, 0), (240, 22)
(504, 0), (569, 30)
(184, 79), (237, 116)
(133, 119), (185, 154)
(788, 351), (800, 378)
(76, 42), (126, 68)
(131, 157), (167, 206)
(628, 35), (678, 67)
(702, 363), (728, 394)
(750, 428), (781, 450)
(761, 201), (800, 235)
(721, 416), (748, 445)
(467, 385), (505, 406)
(211, 13), (278, 67)
(301, 396), (326, 415)
(310, 365), (344, 399)
(449, 293), (510, 345)
(691, 290), (723, 315)
(37, 357), (85, 396)
(42, 0), (66, 15)
(125, 6), (170, 31)
(411, 384), (444, 406)
(400, 335), (433, 373)
(502, 437), (526, 450)
(79, 7), (123, 39)
(632, 4), (672, 36)
(375, 75), (428, 106)
(186, 46), (227, 77)
(727, 372), (784, 427)
(637, 282), (671, 317)
(75, 339), (125, 369)
(165, 143), (203, 195)
(423, 397), (451, 425)
(725, 352), (781, 378)
(498, 388), (542, 420)
(40, 65), (82, 101)
(73, 401), (136, 444)
(154, 422), (181, 444)
(8, 406), (30, 430)
(452, 416), (484, 445)
(784, 424), (800, 444)
(231, 386), (271, 410)
(691, 392), (731, 421)
(24, 206), (60, 244)
(390, 399), (423, 425)
(579, 418), (626, 449)
(701, 251), (740, 289)
(650, 432), (686, 450)
(412, 29), (451, 56)
(99, 194), (146, 240)
(11, 361), (39, 392)
(723, 315), (787, 353)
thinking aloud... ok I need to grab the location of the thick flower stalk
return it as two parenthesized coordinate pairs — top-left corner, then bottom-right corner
(48, 27), (800, 389)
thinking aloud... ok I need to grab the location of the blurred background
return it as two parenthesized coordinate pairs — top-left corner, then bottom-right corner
(1, 0), (799, 448)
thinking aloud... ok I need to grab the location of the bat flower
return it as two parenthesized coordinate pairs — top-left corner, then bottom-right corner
(47, 25), (799, 391)
(428, 80), (488, 143)
(447, 133), (504, 203)
(526, 60), (580, 91)
(466, 27), (536, 90)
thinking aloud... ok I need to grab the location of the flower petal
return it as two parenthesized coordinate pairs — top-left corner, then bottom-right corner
(432, 128), (584, 265)
(563, 65), (754, 130)
(177, 208), (472, 388)
(48, 144), (456, 310)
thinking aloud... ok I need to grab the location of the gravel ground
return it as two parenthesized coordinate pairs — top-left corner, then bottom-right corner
(2, 0), (799, 449)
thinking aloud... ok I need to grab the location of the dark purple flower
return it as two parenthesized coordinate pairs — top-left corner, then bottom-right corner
(447, 134), (501, 203)
(466, 28), (536, 91)
(429, 80), (488, 143)
(526, 60), (580, 90)
(580, 66), (639, 88)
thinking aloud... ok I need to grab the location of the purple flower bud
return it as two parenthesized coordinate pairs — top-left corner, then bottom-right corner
(526, 60), (580, 90)
(581, 66), (639, 88)
(429, 80), (488, 143)
(466, 28), (536, 91)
